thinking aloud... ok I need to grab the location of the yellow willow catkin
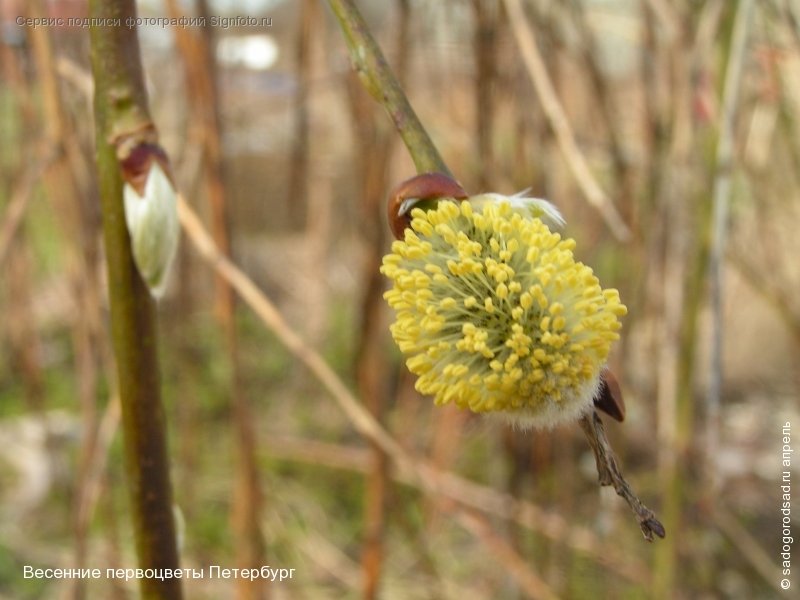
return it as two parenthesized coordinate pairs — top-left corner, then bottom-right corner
(381, 200), (626, 429)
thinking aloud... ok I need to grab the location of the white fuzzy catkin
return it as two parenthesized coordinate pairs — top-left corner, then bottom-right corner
(123, 162), (179, 298)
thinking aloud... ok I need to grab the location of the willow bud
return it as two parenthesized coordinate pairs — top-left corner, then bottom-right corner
(121, 145), (179, 298)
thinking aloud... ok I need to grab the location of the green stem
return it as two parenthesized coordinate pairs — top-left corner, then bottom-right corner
(326, 0), (452, 177)
(89, 2), (183, 598)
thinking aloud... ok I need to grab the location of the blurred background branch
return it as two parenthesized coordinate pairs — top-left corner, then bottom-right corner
(503, 0), (630, 240)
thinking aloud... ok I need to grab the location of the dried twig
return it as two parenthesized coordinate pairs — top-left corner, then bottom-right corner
(502, 0), (631, 241)
(579, 412), (665, 542)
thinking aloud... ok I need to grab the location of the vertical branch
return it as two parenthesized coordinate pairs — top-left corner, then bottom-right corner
(26, 2), (107, 594)
(299, 3), (333, 349)
(89, 2), (183, 598)
(649, 4), (731, 596)
(166, 0), (204, 513)
(645, 4), (693, 592)
(0, 39), (50, 265)
(472, 0), (498, 189)
(287, 0), (315, 229)
(352, 109), (391, 598)
(426, 0), (489, 502)
(706, 0), (754, 499)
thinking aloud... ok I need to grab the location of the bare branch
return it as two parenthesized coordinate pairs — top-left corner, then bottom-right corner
(579, 411), (665, 542)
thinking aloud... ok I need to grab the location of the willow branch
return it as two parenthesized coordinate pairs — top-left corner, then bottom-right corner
(326, 0), (451, 177)
(502, 0), (631, 241)
(89, 2), (182, 597)
(579, 412), (665, 541)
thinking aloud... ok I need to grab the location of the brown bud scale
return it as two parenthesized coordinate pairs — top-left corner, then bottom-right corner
(386, 172), (468, 239)
(119, 143), (172, 197)
(593, 368), (625, 422)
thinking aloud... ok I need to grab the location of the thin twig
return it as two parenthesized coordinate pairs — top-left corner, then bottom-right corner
(579, 412), (665, 542)
(325, 0), (451, 177)
(502, 0), (631, 241)
(177, 197), (652, 584)
(56, 56), (95, 99)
